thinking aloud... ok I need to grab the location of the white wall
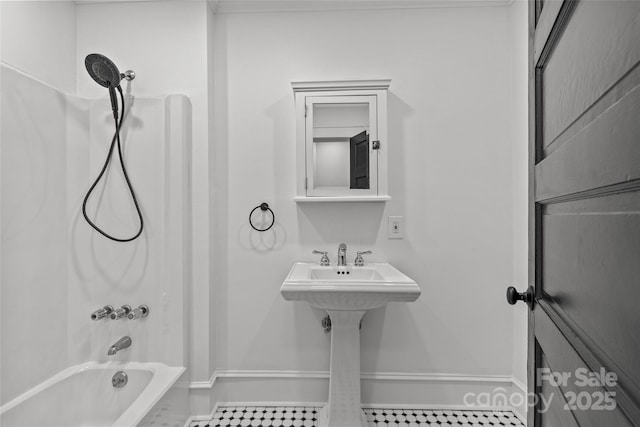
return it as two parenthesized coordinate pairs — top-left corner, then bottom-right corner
(211, 4), (524, 406)
(206, 0), (220, 385)
(0, 1), (77, 94)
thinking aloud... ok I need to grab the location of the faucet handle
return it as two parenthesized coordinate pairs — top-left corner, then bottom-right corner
(90, 305), (114, 321)
(110, 305), (132, 320)
(354, 251), (372, 266)
(312, 250), (330, 266)
(127, 305), (149, 320)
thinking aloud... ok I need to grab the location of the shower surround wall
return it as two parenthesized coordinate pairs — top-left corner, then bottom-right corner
(74, 3), (215, 409)
(0, 64), (191, 404)
(0, 1), (76, 404)
(2, 0), (213, 413)
(0, 65), (70, 405)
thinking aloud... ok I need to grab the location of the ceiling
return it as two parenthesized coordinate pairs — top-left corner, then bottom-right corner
(210, 0), (514, 14)
(76, 0), (514, 13)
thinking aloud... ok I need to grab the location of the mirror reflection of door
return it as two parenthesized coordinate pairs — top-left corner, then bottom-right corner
(312, 102), (370, 190)
(350, 130), (369, 189)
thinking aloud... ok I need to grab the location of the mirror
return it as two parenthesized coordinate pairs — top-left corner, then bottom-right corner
(312, 100), (372, 190)
(293, 80), (390, 202)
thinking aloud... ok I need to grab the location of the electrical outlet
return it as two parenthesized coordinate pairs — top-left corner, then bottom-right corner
(388, 216), (404, 239)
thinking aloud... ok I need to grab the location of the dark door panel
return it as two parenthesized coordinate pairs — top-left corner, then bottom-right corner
(526, 1), (640, 426)
(350, 130), (369, 189)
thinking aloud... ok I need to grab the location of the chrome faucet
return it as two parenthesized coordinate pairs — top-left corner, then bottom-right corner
(337, 243), (347, 266)
(108, 336), (132, 356)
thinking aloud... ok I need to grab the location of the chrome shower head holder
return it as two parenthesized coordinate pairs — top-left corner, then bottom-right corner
(121, 70), (136, 81)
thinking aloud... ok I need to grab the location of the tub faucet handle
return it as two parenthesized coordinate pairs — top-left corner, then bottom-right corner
(110, 305), (131, 320)
(90, 305), (114, 321)
(127, 305), (150, 320)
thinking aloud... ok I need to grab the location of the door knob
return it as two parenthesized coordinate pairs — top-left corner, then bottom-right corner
(506, 286), (534, 309)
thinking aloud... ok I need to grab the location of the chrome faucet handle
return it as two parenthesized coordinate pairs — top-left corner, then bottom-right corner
(90, 305), (114, 321)
(110, 305), (132, 320)
(354, 251), (372, 266)
(127, 305), (149, 320)
(312, 250), (330, 266)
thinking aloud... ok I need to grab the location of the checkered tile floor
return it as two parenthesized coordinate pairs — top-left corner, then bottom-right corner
(191, 406), (525, 426)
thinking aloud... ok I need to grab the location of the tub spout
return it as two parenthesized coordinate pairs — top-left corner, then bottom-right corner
(108, 336), (132, 356)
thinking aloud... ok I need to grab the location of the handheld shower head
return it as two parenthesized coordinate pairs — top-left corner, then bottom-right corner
(85, 53), (122, 88)
(82, 54), (143, 243)
(85, 53), (129, 120)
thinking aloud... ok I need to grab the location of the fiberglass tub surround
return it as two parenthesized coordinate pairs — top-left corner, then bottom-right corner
(1, 60), (191, 425)
(281, 244), (421, 427)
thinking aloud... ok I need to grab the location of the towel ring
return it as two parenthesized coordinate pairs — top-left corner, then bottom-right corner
(249, 202), (275, 232)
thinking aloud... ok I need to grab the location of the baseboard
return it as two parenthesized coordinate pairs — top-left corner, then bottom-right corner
(190, 369), (519, 387)
(511, 377), (528, 423)
(189, 370), (527, 423)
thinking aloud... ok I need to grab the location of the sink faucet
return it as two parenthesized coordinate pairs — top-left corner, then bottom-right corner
(107, 336), (132, 356)
(337, 243), (347, 266)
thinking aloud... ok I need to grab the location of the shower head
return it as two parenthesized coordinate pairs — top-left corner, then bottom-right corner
(85, 53), (122, 88)
(85, 53), (135, 120)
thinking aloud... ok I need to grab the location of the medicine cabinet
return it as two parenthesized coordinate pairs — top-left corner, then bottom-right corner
(292, 80), (391, 202)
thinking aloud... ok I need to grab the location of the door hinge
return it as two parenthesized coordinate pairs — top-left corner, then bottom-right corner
(305, 177), (308, 189)
(304, 105), (308, 118)
(372, 140), (381, 150)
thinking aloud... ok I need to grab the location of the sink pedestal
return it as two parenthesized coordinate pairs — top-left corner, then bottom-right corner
(318, 310), (368, 427)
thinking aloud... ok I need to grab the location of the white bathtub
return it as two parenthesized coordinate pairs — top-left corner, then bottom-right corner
(0, 362), (187, 427)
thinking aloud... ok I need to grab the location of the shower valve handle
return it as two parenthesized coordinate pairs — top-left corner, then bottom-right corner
(110, 305), (132, 320)
(90, 305), (114, 321)
(127, 305), (150, 320)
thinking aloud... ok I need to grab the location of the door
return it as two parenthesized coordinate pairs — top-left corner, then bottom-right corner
(350, 130), (369, 189)
(509, 1), (640, 426)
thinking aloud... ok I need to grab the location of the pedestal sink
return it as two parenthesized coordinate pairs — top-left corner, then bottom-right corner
(281, 262), (420, 427)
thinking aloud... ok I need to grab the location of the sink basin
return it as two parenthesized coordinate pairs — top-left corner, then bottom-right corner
(281, 262), (420, 310)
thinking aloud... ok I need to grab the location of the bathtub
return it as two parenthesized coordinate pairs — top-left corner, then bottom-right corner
(0, 362), (187, 427)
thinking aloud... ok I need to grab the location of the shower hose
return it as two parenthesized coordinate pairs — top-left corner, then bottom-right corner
(82, 86), (144, 242)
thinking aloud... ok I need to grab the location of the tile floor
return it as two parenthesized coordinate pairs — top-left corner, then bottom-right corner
(191, 406), (525, 427)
